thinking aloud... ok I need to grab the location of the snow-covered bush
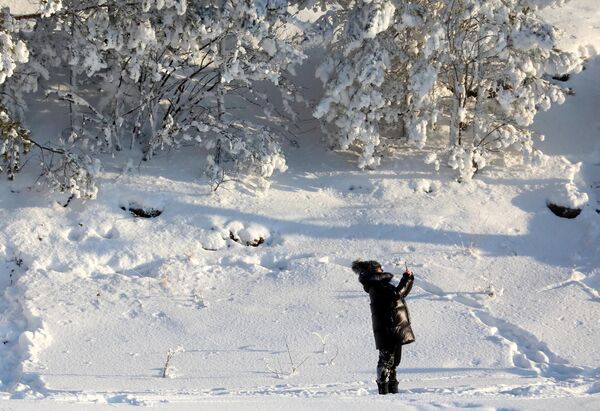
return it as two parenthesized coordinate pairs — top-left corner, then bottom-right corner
(314, 0), (583, 180)
(10, 0), (307, 189)
(206, 126), (288, 190)
(43, 151), (100, 200)
(0, 106), (31, 180)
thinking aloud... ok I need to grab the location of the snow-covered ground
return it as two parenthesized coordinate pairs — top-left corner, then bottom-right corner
(0, 0), (38, 14)
(1, 1), (600, 410)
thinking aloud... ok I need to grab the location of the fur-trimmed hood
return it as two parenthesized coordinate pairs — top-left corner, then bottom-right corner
(352, 260), (382, 275)
(358, 270), (393, 286)
(353, 260), (393, 286)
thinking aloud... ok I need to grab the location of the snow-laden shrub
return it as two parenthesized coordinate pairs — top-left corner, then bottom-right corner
(314, 0), (584, 180)
(206, 126), (288, 190)
(5, 0), (307, 191)
(42, 151), (100, 200)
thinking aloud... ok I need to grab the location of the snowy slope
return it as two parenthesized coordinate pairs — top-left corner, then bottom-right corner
(2, 137), (599, 410)
(1, 1), (600, 410)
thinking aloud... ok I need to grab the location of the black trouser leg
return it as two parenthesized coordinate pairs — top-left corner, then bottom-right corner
(389, 344), (402, 393)
(376, 349), (392, 394)
(378, 344), (402, 394)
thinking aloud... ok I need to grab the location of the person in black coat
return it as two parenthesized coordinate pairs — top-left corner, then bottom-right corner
(353, 260), (415, 395)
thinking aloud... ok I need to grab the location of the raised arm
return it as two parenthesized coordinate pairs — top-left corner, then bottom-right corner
(396, 271), (414, 298)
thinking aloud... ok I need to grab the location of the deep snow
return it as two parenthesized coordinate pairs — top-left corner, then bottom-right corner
(1, 1), (600, 410)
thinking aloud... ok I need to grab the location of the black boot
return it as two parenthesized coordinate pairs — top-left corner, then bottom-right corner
(388, 380), (399, 394)
(377, 381), (389, 395)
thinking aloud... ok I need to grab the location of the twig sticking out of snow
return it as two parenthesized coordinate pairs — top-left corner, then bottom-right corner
(325, 345), (340, 366)
(312, 332), (330, 354)
(162, 346), (184, 378)
(264, 339), (312, 379)
(312, 332), (340, 366)
(286, 340), (311, 375)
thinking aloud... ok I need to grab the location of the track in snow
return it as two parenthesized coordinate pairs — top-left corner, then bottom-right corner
(415, 275), (598, 385)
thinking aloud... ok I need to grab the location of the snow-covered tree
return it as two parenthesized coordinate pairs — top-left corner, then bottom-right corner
(1, 6), (100, 198)
(314, 0), (583, 180)
(11, 0), (308, 189)
(0, 8), (31, 180)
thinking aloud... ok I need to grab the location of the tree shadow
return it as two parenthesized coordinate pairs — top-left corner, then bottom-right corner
(164, 198), (585, 268)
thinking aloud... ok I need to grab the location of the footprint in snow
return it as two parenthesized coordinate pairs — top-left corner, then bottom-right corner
(67, 225), (88, 242)
(101, 226), (120, 239)
(472, 310), (584, 379)
(48, 260), (71, 273)
(123, 299), (143, 319)
(210, 387), (229, 395)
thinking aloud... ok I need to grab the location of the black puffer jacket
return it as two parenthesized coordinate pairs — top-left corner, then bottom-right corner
(356, 264), (415, 349)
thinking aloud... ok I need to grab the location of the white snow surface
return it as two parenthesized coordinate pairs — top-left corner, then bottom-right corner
(1, 1), (600, 410)
(0, 0), (39, 14)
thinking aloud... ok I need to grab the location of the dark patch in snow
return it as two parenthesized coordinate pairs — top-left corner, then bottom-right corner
(552, 74), (570, 82)
(348, 184), (370, 191)
(347, 183), (374, 194)
(229, 231), (265, 247)
(547, 202), (582, 219)
(121, 202), (163, 218)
